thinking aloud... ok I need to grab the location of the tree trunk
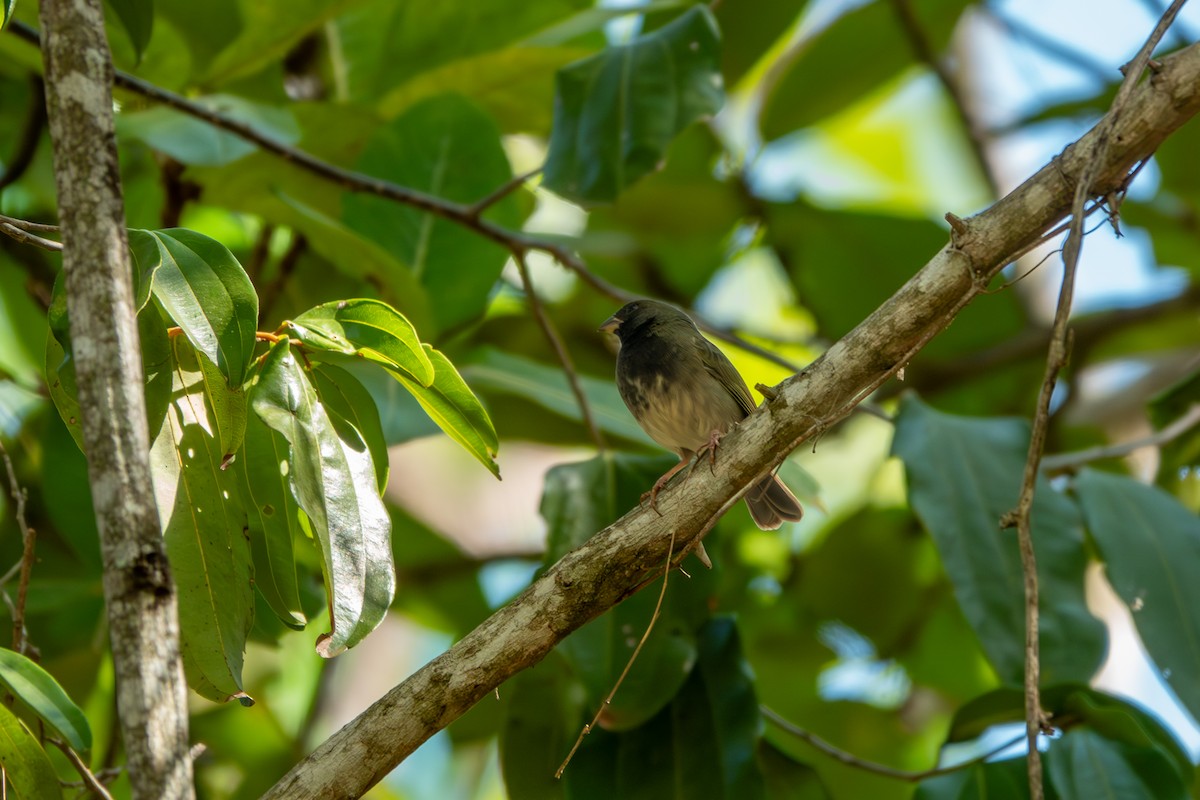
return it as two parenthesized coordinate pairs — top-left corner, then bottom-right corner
(37, 1), (195, 796)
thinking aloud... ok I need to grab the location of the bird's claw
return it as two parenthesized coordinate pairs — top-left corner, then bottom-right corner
(695, 430), (724, 476)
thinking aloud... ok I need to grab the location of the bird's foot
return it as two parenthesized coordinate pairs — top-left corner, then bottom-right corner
(694, 429), (725, 475)
(641, 460), (687, 515)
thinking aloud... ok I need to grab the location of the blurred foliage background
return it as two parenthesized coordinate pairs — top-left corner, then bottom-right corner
(2, 0), (1200, 798)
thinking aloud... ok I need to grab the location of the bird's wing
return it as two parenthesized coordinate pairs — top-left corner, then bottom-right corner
(698, 336), (756, 417)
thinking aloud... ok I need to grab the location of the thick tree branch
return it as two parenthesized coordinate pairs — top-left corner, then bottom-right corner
(36, 1), (194, 797)
(261, 39), (1200, 800)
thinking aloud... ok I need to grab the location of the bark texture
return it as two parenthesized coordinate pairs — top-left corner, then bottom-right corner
(37, 1), (194, 796)
(263, 43), (1200, 800)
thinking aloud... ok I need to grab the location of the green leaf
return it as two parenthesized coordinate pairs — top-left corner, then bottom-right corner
(0, 703), (62, 800)
(131, 228), (259, 387)
(500, 651), (580, 800)
(542, 453), (711, 729)
(757, 740), (831, 800)
(1074, 469), (1200, 722)
(250, 340), (395, 656)
(118, 95), (300, 166)
(914, 757), (1031, 800)
(715, 0), (807, 87)
(44, 301), (173, 456)
(393, 345), (500, 478)
(342, 94), (522, 332)
(336, 0), (589, 108)
(949, 685), (1193, 783)
(150, 338), (255, 704)
(566, 619), (766, 800)
(891, 395), (1106, 685)
(236, 413), (306, 630)
(107, 0), (154, 62)
(0, 648), (92, 752)
(1, 0), (14, 31)
(542, 6), (725, 204)
(1046, 728), (1187, 800)
(288, 299), (434, 387)
(309, 364), (389, 492)
(1149, 370), (1200, 484)
(759, 0), (970, 138)
(463, 347), (655, 447)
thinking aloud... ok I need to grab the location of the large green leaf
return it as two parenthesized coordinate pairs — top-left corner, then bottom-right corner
(715, 0), (807, 87)
(463, 347), (655, 447)
(759, 0), (971, 138)
(1074, 469), (1200, 721)
(335, 0), (589, 108)
(393, 344), (500, 478)
(542, 453), (711, 730)
(342, 94), (523, 333)
(106, 0), (154, 62)
(948, 685), (1192, 783)
(0, 648), (91, 752)
(1046, 729), (1187, 800)
(131, 228), (259, 387)
(287, 298), (434, 387)
(891, 395), (1106, 686)
(150, 338), (255, 704)
(542, 6), (724, 205)
(44, 299), (173, 456)
(310, 364), (389, 491)
(756, 740), (830, 800)
(236, 413), (307, 630)
(566, 619), (766, 800)
(502, 620), (765, 800)
(913, 757), (1031, 800)
(0, 703), (62, 800)
(250, 340), (394, 656)
(1, 0), (14, 30)
(118, 95), (300, 166)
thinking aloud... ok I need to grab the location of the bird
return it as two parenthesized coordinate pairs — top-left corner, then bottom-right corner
(600, 299), (803, 564)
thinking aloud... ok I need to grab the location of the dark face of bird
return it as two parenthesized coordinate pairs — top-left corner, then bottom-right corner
(598, 299), (695, 344)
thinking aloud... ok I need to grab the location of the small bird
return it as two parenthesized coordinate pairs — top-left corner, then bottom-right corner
(600, 299), (803, 560)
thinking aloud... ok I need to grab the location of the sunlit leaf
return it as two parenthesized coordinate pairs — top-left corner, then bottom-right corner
(131, 228), (258, 387)
(0, 647), (91, 752)
(287, 298), (434, 387)
(393, 345), (500, 478)
(0, 703), (62, 799)
(543, 6), (724, 204)
(250, 340), (394, 657)
(237, 413), (306, 630)
(150, 338), (254, 704)
(310, 364), (389, 491)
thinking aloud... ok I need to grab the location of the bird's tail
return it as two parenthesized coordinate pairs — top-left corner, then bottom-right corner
(745, 474), (804, 530)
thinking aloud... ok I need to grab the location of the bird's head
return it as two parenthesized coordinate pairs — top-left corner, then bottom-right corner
(599, 299), (694, 342)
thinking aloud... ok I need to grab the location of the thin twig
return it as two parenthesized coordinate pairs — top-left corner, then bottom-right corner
(512, 252), (607, 452)
(0, 441), (35, 656)
(466, 167), (541, 219)
(0, 221), (62, 251)
(556, 527), (677, 778)
(1043, 403), (1200, 474)
(763, 706), (1027, 782)
(889, 0), (999, 197)
(1001, 5), (1188, 797)
(0, 214), (60, 232)
(47, 739), (115, 800)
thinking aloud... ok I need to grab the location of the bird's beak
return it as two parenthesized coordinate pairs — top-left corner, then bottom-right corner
(598, 315), (621, 334)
